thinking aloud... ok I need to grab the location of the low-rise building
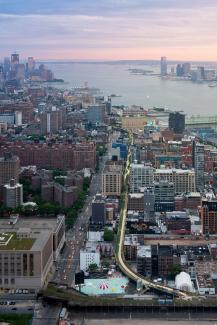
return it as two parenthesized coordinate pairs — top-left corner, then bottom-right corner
(0, 215), (65, 291)
(137, 245), (152, 277)
(80, 242), (100, 271)
(128, 193), (144, 211)
(154, 168), (196, 194)
(124, 235), (139, 261)
(196, 274), (215, 295)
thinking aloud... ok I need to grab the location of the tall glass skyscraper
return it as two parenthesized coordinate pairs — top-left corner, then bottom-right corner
(193, 142), (205, 192)
(160, 56), (167, 76)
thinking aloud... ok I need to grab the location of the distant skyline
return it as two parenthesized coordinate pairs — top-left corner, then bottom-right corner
(1, 0), (217, 61)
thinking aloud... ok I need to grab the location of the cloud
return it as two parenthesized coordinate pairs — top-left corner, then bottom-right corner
(1, 1), (217, 59)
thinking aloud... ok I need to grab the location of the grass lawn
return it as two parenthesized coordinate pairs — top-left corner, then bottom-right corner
(0, 313), (32, 325)
(0, 233), (35, 251)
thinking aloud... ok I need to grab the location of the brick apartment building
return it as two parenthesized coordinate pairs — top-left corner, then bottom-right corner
(199, 199), (217, 234)
(0, 142), (96, 170)
(0, 100), (34, 123)
(128, 193), (144, 211)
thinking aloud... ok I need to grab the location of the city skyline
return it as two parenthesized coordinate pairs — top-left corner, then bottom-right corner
(1, 0), (217, 61)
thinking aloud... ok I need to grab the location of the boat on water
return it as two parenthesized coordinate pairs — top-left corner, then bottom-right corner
(110, 94), (121, 98)
(208, 82), (217, 88)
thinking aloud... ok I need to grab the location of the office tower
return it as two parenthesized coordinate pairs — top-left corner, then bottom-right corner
(3, 179), (23, 208)
(87, 105), (106, 124)
(154, 180), (175, 212)
(176, 64), (184, 77)
(160, 56), (167, 76)
(197, 66), (205, 81)
(183, 62), (191, 76)
(102, 163), (122, 196)
(16, 64), (25, 80)
(176, 63), (191, 77)
(0, 153), (20, 186)
(193, 142), (205, 192)
(11, 53), (19, 71)
(3, 57), (10, 74)
(199, 198), (217, 234)
(169, 111), (185, 134)
(27, 57), (36, 72)
(40, 108), (63, 134)
(130, 164), (154, 192)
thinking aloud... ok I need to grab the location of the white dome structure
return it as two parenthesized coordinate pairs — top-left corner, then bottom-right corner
(175, 272), (193, 292)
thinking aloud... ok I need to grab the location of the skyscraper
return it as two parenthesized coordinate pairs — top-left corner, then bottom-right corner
(160, 56), (167, 76)
(27, 57), (36, 72)
(193, 142), (205, 192)
(0, 153), (20, 186)
(11, 53), (19, 71)
(3, 178), (23, 208)
(168, 111), (185, 134)
(3, 57), (10, 74)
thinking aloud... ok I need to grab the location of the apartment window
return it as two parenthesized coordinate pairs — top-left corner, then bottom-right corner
(23, 254), (27, 276)
(30, 254), (34, 276)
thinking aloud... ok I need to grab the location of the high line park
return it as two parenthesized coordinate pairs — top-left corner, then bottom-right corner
(115, 132), (189, 298)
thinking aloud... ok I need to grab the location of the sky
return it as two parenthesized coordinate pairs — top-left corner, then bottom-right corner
(1, 0), (217, 60)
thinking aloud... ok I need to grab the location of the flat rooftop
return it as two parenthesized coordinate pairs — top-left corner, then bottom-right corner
(0, 216), (64, 233)
(0, 232), (35, 251)
(0, 216), (65, 252)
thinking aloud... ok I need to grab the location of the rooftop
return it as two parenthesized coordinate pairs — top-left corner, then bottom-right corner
(137, 245), (151, 258)
(0, 233), (35, 251)
(0, 216), (64, 234)
(155, 168), (195, 174)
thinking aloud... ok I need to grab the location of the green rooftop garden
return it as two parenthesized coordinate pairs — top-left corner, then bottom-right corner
(0, 233), (35, 251)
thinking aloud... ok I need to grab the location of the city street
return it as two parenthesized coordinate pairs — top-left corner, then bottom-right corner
(52, 135), (113, 288)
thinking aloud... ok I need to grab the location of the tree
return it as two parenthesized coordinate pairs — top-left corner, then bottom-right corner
(101, 260), (110, 269)
(104, 228), (114, 242)
(83, 177), (90, 192)
(88, 263), (98, 272)
(169, 264), (182, 278)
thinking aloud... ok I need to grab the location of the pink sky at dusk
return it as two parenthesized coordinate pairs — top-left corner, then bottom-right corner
(1, 1), (217, 61)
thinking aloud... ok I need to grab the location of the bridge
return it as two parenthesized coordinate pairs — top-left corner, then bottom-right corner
(185, 115), (217, 130)
(115, 133), (189, 298)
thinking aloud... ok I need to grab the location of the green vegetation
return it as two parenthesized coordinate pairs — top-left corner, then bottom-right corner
(54, 176), (65, 186)
(19, 173), (91, 229)
(88, 263), (98, 272)
(0, 313), (32, 325)
(27, 135), (46, 141)
(96, 144), (107, 157)
(169, 264), (182, 278)
(104, 228), (114, 242)
(0, 233), (35, 251)
(52, 169), (67, 178)
(101, 260), (110, 269)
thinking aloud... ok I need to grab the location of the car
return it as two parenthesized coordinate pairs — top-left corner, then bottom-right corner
(9, 301), (16, 305)
(11, 307), (17, 310)
(28, 307), (33, 311)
